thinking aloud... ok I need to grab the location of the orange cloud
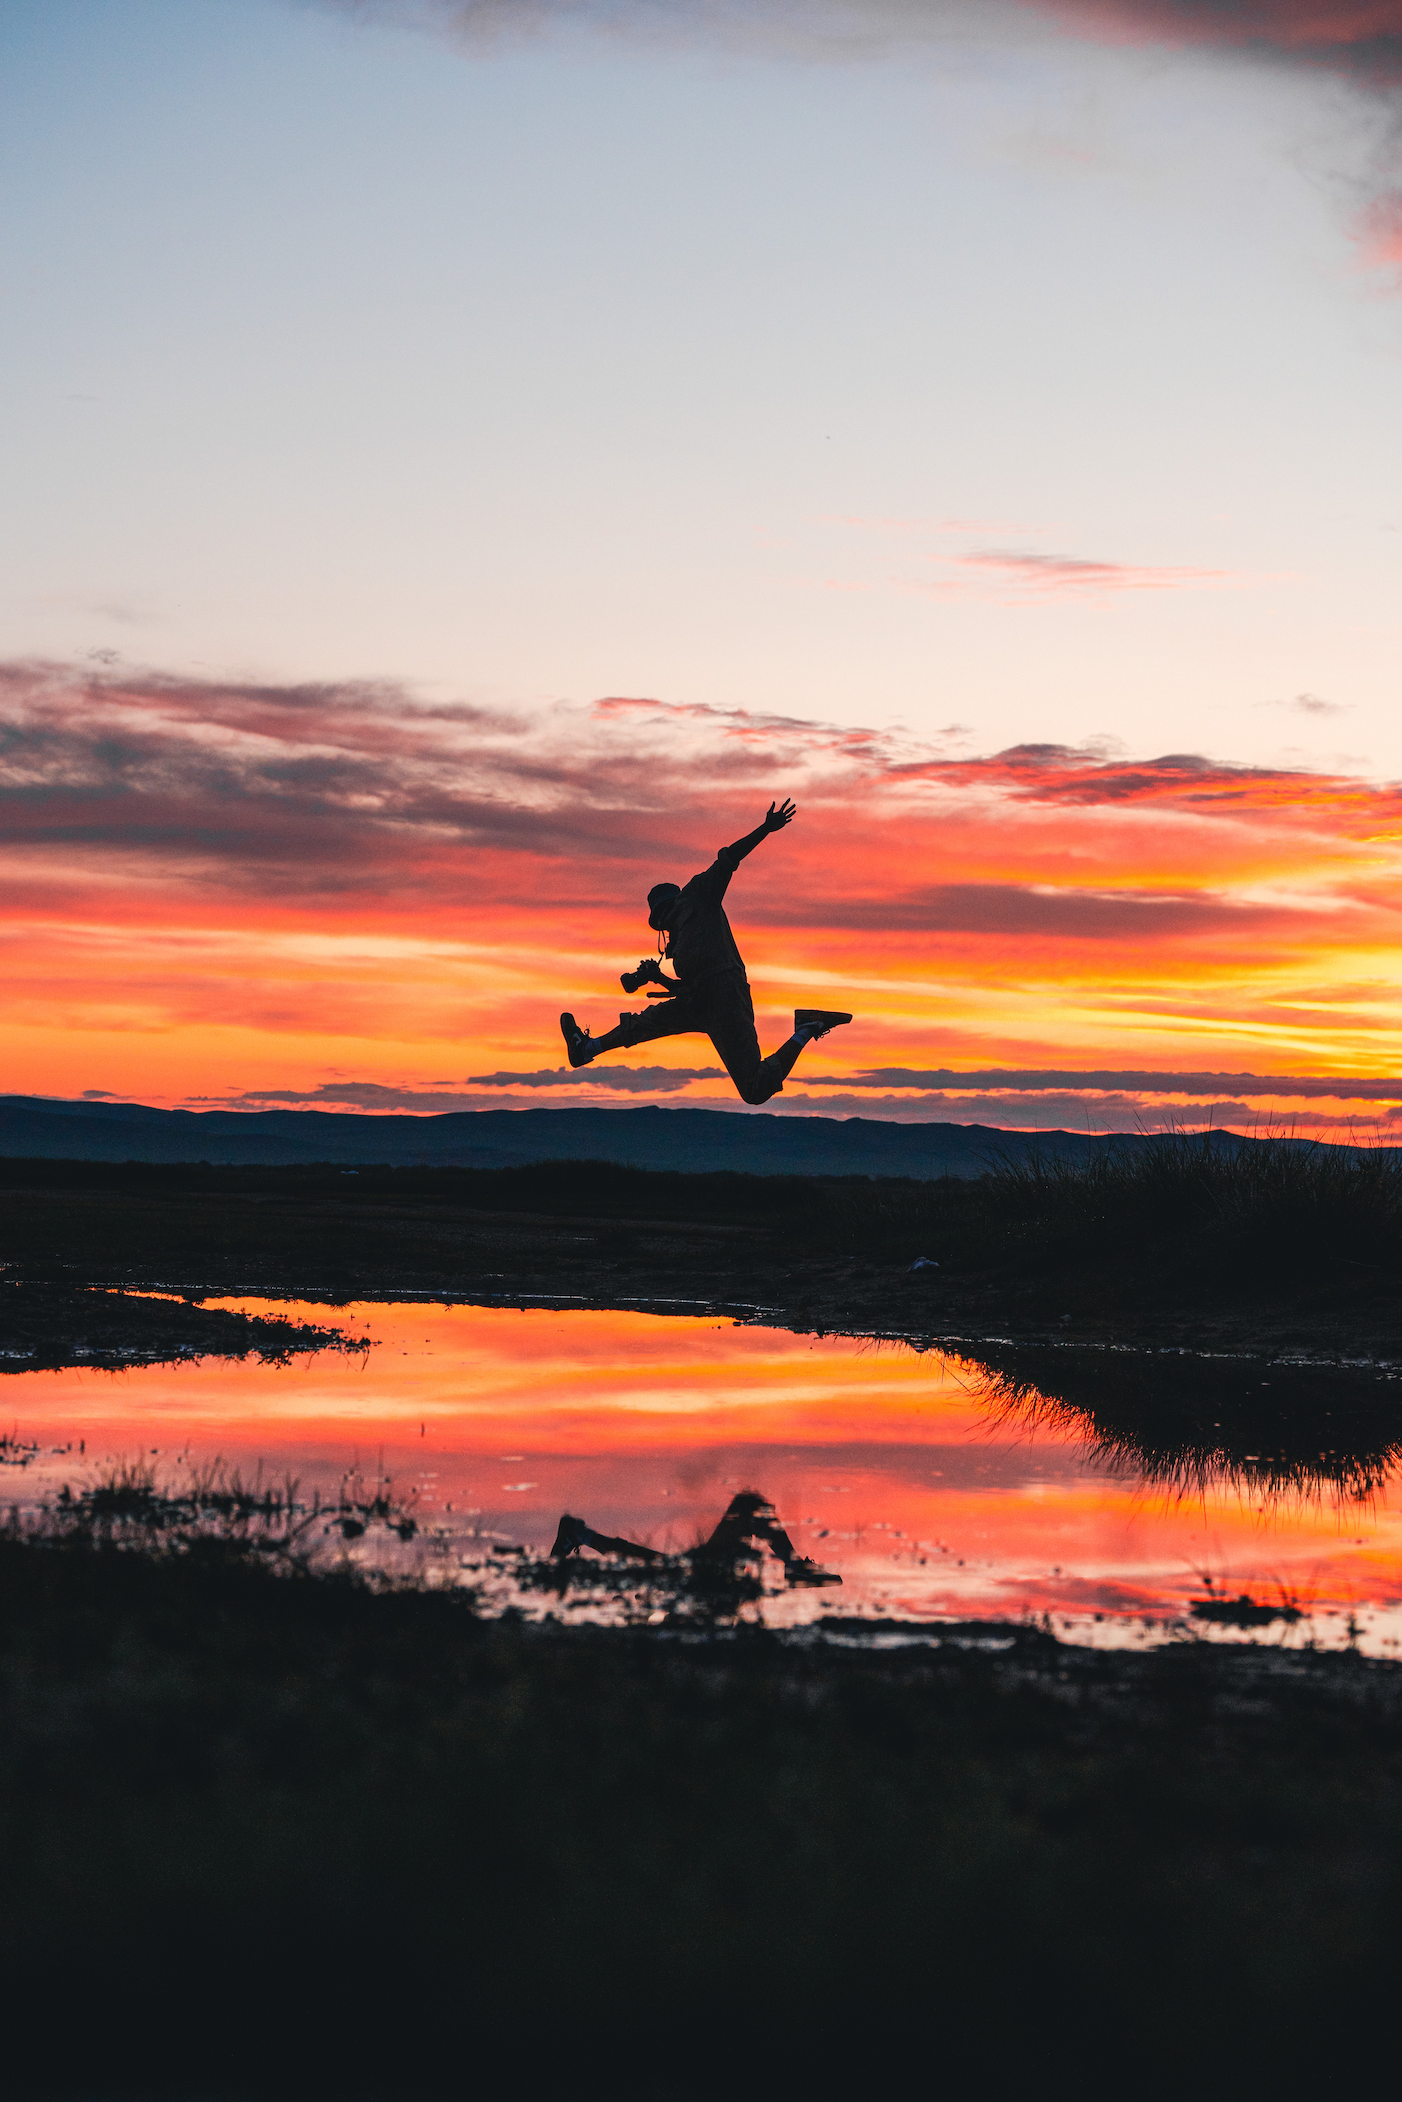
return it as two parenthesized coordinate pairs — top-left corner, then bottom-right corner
(2, 661), (1400, 1130)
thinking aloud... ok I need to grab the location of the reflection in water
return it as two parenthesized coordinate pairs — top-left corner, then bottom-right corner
(6, 1300), (1402, 1651)
(529, 1489), (844, 1621)
(967, 1343), (1402, 1507)
(1188, 1584), (1304, 1629)
(551, 1490), (842, 1585)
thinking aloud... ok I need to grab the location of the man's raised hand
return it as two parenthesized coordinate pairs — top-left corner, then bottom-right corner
(764, 798), (797, 832)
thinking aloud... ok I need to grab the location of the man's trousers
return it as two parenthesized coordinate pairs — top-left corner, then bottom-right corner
(611, 969), (802, 1106)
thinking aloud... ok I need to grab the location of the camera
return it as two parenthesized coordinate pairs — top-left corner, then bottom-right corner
(620, 957), (665, 994)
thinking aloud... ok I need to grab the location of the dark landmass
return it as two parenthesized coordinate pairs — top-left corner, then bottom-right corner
(3, 1529), (1400, 2094)
(0, 1089), (1338, 1176)
(2, 1133), (1401, 1364)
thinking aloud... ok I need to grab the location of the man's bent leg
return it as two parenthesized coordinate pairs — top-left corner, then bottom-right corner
(698, 1492), (838, 1583)
(702, 1493), (786, 1560)
(703, 973), (814, 1106)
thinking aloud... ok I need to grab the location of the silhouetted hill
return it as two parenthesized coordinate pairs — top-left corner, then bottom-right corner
(0, 1095), (1267, 1177)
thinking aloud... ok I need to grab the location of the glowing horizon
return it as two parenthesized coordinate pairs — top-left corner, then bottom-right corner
(1, 664), (1398, 1134)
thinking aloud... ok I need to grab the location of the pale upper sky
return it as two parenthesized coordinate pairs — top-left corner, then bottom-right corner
(4, 0), (1401, 775)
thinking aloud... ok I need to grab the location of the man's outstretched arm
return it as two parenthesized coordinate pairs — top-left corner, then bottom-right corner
(722, 799), (796, 866)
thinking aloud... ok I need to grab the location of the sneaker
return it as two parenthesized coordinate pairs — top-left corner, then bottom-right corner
(560, 1013), (594, 1068)
(550, 1513), (592, 1559)
(785, 1557), (843, 1587)
(794, 1009), (853, 1040)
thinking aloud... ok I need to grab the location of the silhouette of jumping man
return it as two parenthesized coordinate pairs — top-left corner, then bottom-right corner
(559, 799), (851, 1104)
(550, 1490), (841, 1587)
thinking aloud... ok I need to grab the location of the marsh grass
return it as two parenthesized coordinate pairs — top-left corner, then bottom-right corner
(819, 1129), (1402, 1298)
(977, 1127), (1402, 1277)
(22, 1452), (421, 1566)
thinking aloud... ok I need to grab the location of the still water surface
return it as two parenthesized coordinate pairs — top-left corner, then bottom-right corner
(8, 1298), (1402, 1652)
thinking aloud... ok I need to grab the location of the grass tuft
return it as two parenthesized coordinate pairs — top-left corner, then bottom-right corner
(828, 1129), (1402, 1294)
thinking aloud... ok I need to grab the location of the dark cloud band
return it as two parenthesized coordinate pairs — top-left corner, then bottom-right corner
(316, 1), (1402, 82)
(806, 1069), (1402, 1098)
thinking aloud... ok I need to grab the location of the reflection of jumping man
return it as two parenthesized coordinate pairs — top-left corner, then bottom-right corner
(551, 1490), (841, 1587)
(560, 800), (852, 1105)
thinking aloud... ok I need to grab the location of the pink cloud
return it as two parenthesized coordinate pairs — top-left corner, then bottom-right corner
(1357, 189), (1402, 262)
(324, 3), (1402, 81)
(955, 548), (1229, 596)
(1036, 2), (1402, 80)
(4, 663), (1399, 907)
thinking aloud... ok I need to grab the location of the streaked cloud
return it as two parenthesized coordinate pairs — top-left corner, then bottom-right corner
(954, 549), (1227, 596)
(780, 883), (1295, 939)
(318, 1), (1402, 81)
(465, 1066), (726, 1090)
(1040, 3), (1402, 83)
(804, 1068), (1402, 1098)
(1265, 692), (1350, 717)
(218, 1069), (727, 1106)
(315, 1), (1402, 275)
(6, 663), (1398, 883)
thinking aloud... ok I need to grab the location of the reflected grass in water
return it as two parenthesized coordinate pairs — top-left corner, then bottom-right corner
(21, 1454), (423, 1568)
(24, 1461), (802, 1630)
(968, 1341), (1402, 1505)
(0, 1280), (364, 1373)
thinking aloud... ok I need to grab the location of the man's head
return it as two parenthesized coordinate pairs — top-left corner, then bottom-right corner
(647, 882), (681, 931)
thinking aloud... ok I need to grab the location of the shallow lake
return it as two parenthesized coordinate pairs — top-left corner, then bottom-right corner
(7, 1297), (1402, 1653)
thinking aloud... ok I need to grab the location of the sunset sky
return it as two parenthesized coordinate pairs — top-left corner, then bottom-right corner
(4, 0), (1402, 1131)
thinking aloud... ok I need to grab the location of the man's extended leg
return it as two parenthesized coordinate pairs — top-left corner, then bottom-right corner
(561, 995), (700, 1067)
(550, 1513), (664, 1562)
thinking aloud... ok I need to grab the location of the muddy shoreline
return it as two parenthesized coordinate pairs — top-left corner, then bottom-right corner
(12, 1227), (1398, 1368)
(3, 1160), (1400, 1367)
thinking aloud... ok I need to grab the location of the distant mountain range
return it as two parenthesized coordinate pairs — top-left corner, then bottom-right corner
(0, 1094), (1280, 1178)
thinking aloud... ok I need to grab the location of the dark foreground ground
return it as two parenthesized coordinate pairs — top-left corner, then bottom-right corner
(6, 1139), (1402, 2095)
(4, 1531), (1402, 2096)
(4, 1140), (1402, 1365)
